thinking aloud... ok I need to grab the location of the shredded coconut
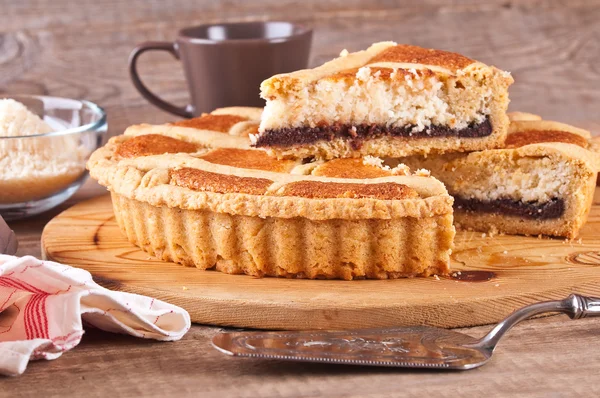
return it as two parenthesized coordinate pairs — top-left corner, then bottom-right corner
(0, 99), (86, 203)
(363, 157), (413, 176)
(355, 67), (372, 81)
(363, 155), (390, 170)
(391, 163), (411, 176)
(248, 133), (258, 145)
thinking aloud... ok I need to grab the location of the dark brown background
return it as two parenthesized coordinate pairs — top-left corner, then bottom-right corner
(2, 1), (600, 396)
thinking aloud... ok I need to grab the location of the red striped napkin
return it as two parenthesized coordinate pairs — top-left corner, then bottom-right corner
(0, 255), (191, 376)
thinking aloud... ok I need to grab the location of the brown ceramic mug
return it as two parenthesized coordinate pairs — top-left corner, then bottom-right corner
(129, 21), (312, 118)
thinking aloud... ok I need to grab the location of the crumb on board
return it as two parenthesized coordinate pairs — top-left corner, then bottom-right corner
(494, 283), (500, 287)
(434, 275), (440, 281)
(182, 286), (188, 291)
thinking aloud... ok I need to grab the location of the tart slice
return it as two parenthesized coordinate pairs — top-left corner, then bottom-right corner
(253, 42), (514, 159)
(398, 120), (599, 238)
(88, 132), (454, 280)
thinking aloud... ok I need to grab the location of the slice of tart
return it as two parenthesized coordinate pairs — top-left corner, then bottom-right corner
(397, 120), (598, 238)
(253, 42), (514, 159)
(88, 125), (455, 280)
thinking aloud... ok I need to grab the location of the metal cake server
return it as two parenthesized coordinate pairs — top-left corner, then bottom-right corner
(212, 294), (600, 370)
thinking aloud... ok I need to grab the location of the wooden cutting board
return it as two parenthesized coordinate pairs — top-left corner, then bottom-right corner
(41, 193), (600, 330)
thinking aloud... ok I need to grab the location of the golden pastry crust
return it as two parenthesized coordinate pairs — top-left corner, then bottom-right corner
(507, 111), (542, 122)
(90, 138), (452, 220)
(368, 44), (476, 70)
(115, 134), (199, 158)
(256, 42), (513, 159)
(505, 130), (589, 149)
(311, 158), (392, 179)
(124, 108), (256, 149)
(508, 120), (591, 145)
(111, 192), (453, 279)
(198, 147), (298, 173)
(87, 107), (455, 279)
(170, 114), (248, 132)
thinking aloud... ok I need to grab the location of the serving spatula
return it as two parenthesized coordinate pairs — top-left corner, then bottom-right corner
(212, 294), (600, 370)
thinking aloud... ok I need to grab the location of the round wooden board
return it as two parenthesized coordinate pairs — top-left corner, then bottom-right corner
(41, 194), (600, 330)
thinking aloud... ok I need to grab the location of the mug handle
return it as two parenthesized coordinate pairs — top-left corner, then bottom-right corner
(128, 41), (194, 118)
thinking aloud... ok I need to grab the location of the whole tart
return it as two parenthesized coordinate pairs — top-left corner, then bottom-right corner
(88, 108), (455, 280)
(253, 42), (514, 159)
(398, 119), (599, 238)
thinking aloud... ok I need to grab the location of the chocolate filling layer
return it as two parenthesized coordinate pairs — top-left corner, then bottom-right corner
(254, 117), (492, 149)
(454, 197), (565, 220)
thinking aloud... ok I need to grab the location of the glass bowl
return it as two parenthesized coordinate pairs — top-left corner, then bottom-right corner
(0, 95), (107, 220)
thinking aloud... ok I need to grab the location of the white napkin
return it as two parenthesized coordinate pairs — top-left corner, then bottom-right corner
(0, 255), (191, 376)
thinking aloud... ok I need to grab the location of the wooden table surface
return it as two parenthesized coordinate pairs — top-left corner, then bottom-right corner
(2, 0), (600, 396)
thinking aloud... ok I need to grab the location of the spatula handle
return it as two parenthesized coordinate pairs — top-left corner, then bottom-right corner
(565, 294), (600, 319)
(475, 293), (600, 352)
